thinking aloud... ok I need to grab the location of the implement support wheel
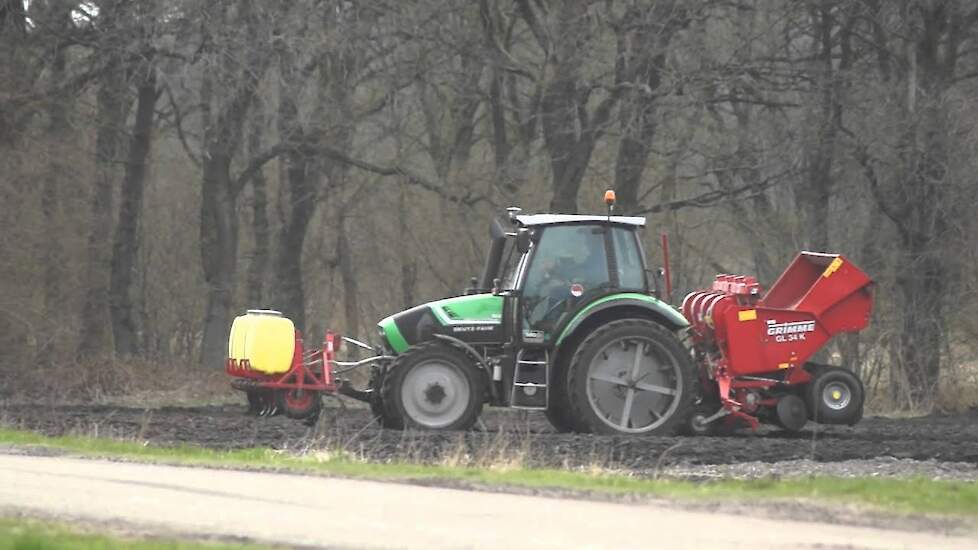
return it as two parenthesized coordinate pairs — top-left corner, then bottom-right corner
(805, 366), (864, 425)
(277, 388), (322, 425)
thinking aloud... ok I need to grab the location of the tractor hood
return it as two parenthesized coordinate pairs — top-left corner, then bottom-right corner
(378, 293), (503, 353)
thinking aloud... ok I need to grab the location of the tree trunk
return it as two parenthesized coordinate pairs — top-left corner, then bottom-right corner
(862, 4), (971, 407)
(337, 214), (359, 340)
(271, 151), (315, 330)
(199, 153), (239, 369)
(795, 2), (849, 252)
(78, 62), (127, 356)
(270, 41), (315, 330)
(109, 64), (156, 356)
(398, 185), (416, 309)
(41, 29), (69, 319)
(541, 75), (598, 214)
(245, 112), (269, 306)
(196, 0), (269, 368)
(890, 101), (950, 406)
(536, 3), (618, 214)
(895, 246), (946, 407)
(613, 5), (673, 215)
(614, 87), (660, 216)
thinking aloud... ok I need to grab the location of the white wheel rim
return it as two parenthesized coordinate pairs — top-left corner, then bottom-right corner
(401, 360), (470, 429)
(822, 382), (852, 411)
(585, 336), (682, 433)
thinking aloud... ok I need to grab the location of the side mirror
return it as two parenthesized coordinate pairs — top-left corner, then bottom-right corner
(516, 229), (532, 254)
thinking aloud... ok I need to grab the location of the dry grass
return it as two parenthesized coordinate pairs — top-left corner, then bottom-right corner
(860, 361), (978, 416)
(3, 355), (236, 407)
(934, 361), (978, 413)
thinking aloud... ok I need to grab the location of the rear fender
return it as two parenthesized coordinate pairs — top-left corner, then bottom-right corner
(552, 294), (689, 368)
(556, 293), (688, 346)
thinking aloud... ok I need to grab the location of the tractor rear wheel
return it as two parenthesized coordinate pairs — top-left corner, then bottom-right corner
(544, 359), (578, 433)
(383, 343), (485, 431)
(805, 366), (864, 425)
(568, 319), (695, 435)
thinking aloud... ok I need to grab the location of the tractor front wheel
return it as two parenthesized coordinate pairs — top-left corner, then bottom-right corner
(383, 343), (485, 431)
(568, 319), (695, 435)
(369, 367), (404, 429)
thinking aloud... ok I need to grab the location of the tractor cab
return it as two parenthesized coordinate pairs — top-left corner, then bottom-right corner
(482, 211), (652, 345)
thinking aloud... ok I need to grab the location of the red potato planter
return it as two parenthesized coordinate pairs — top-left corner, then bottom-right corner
(681, 252), (873, 433)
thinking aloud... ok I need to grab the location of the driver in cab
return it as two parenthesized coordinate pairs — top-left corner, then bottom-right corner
(526, 226), (608, 330)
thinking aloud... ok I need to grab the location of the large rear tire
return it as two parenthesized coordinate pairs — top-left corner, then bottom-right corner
(568, 319), (695, 435)
(383, 343), (485, 431)
(544, 359), (578, 433)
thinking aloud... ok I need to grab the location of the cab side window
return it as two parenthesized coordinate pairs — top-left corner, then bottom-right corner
(612, 228), (645, 290)
(522, 225), (610, 334)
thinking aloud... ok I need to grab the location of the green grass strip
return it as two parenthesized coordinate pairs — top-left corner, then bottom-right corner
(0, 517), (270, 549)
(1, 427), (976, 518)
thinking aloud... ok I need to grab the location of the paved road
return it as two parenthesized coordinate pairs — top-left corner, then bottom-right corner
(0, 454), (974, 549)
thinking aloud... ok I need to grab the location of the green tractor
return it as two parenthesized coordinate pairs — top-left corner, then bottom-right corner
(365, 197), (693, 435)
(228, 192), (694, 435)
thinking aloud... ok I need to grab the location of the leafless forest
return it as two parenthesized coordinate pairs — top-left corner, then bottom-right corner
(2, 0), (977, 410)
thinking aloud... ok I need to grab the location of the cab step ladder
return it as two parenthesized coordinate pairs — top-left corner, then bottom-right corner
(511, 349), (548, 409)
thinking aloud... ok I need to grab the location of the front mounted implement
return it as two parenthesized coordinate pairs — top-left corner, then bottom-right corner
(225, 310), (391, 423)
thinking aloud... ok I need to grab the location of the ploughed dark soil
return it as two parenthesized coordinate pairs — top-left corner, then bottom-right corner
(2, 402), (977, 474)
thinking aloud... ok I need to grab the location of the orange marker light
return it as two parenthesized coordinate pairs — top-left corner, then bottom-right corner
(604, 189), (616, 205)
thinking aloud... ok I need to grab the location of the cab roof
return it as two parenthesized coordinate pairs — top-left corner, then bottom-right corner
(514, 214), (646, 228)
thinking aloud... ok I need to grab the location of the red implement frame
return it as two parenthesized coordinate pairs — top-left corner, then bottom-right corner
(225, 330), (338, 394)
(683, 253), (874, 429)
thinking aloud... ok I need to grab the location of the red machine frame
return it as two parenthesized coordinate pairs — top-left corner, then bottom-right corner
(682, 253), (873, 429)
(225, 331), (339, 396)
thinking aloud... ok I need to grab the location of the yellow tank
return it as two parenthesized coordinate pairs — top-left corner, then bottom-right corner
(228, 314), (250, 360)
(227, 310), (296, 374)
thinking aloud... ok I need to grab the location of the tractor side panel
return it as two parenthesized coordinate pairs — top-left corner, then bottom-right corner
(720, 306), (827, 375)
(378, 294), (504, 353)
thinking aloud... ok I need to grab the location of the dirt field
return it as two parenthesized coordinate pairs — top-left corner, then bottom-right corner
(2, 402), (977, 477)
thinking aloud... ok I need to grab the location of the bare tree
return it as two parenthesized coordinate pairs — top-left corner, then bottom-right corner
(109, 57), (158, 356)
(197, 0), (273, 369)
(79, 0), (131, 356)
(853, 0), (978, 406)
